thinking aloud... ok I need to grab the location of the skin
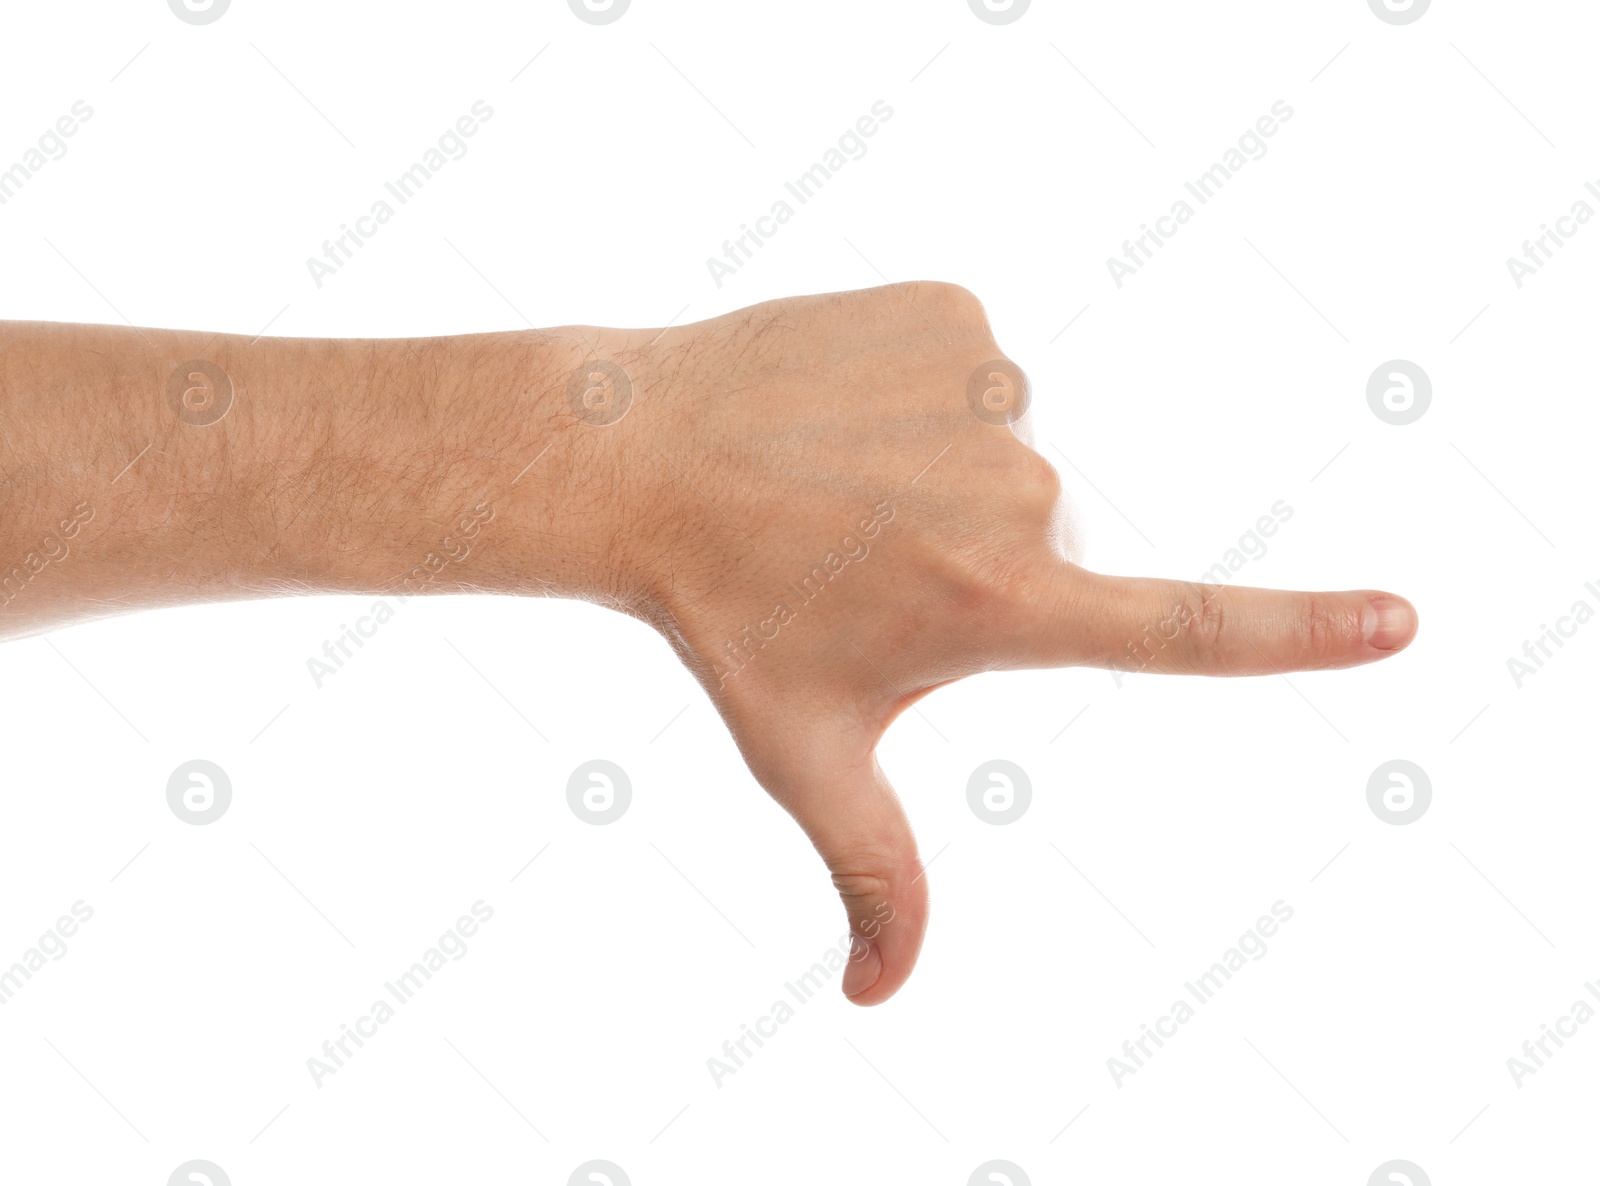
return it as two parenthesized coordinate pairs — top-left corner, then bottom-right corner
(0, 281), (1417, 1005)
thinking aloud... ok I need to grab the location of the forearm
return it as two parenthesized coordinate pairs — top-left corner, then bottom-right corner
(0, 322), (613, 639)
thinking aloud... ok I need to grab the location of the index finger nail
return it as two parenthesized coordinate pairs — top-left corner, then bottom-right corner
(1362, 595), (1417, 651)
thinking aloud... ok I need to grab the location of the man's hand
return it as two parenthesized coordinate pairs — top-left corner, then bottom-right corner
(0, 283), (1416, 1005)
(603, 282), (1416, 1004)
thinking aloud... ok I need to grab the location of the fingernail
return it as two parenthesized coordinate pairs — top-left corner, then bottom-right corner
(1362, 596), (1416, 651)
(842, 935), (882, 998)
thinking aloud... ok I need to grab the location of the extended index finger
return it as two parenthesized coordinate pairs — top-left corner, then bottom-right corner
(1037, 568), (1418, 677)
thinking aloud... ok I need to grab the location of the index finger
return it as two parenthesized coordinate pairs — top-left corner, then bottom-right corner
(1038, 569), (1418, 677)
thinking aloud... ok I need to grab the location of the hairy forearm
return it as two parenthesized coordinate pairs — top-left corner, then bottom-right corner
(0, 321), (615, 639)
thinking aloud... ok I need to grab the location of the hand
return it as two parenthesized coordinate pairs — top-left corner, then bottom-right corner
(0, 286), (1417, 1007)
(581, 282), (1418, 1005)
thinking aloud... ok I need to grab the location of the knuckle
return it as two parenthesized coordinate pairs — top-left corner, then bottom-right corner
(1297, 593), (1353, 664)
(1012, 448), (1061, 506)
(912, 281), (994, 337)
(914, 280), (982, 311)
(945, 543), (1032, 611)
(946, 553), (1062, 664)
(997, 551), (1056, 609)
(1176, 582), (1227, 668)
(829, 868), (896, 907)
(970, 439), (1056, 500)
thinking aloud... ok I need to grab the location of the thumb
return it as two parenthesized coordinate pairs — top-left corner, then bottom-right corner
(757, 735), (929, 1007)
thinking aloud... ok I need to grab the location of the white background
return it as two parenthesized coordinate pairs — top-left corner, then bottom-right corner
(1, 1), (1595, 1183)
